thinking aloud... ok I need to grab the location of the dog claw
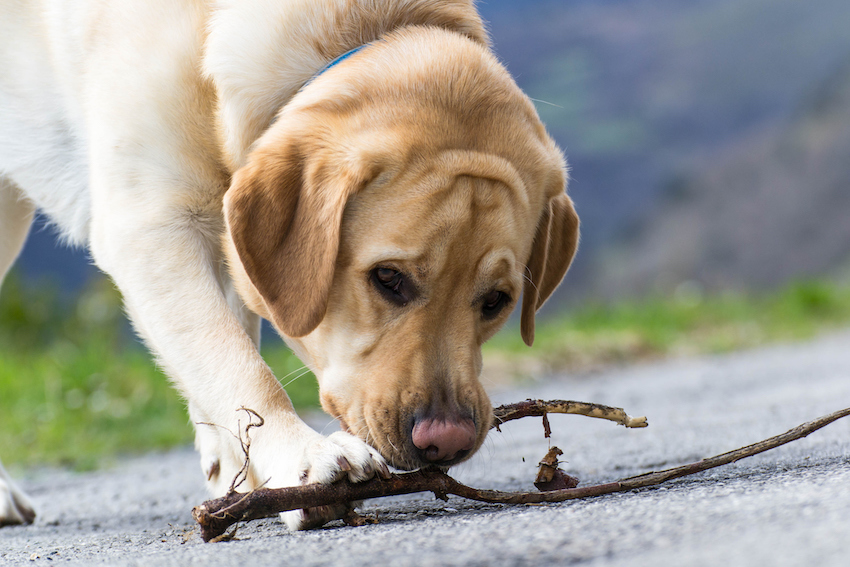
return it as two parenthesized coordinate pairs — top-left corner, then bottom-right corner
(337, 456), (352, 472)
(205, 459), (221, 482)
(378, 461), (391, 480)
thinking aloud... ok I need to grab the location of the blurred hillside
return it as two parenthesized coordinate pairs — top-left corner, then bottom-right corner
(484, 0), (850, 303)
(598, 56), (850, 296)
(13, 0), (850, 304)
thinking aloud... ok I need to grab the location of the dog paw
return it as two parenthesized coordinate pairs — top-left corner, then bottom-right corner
(0, 476), (36, 527)
(280, 431), (389, 531)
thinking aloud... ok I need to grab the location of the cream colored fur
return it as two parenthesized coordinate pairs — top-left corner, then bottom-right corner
(0, 0), (577, 530)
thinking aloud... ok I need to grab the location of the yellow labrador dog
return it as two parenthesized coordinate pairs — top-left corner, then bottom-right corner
(0, 0), (578, 529)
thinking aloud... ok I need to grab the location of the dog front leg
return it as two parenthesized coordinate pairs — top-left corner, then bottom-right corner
(186, 277), (263, 494)
(0, 179), (37, 527)
(88, 212), (385, 529)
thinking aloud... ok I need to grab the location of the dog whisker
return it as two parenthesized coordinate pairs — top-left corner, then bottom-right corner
(381, 429), (400, 458)
(319, 416), (343, 435)
(344, 415), (369, 435)
(528, 97), (563, 109)
(358, 412), (399, 464)
(280, 367), (313, 390)
(520, 266), (539, 294)
(275, 364), (309, 384)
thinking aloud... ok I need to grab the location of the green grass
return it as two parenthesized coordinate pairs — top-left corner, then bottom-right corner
(3, 273), (850, 469)
(484, 280), (850, 376)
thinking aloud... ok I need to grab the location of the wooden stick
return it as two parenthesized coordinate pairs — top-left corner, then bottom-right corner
(492, 399), (648, 430)
(193, 406), (849, 542)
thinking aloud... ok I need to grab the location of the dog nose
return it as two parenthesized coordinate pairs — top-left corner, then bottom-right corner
(411, 416), (477, 463)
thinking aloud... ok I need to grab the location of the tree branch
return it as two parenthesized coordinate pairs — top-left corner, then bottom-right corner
(492, 399), (648, 431)
(193, 405), (849, 542)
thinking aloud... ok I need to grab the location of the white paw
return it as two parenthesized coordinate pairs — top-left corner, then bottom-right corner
(279, 431), (389, 531)
(0, 475), (36, 527)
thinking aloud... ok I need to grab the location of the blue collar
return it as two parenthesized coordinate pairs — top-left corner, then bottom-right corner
(302, 44), (369, 90)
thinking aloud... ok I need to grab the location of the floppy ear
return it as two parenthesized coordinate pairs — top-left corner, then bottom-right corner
(224, 140), (371, 338)
(520, 192), (580, 346)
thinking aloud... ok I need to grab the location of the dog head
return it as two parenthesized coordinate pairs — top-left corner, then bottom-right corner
(223, 28), (579, 470)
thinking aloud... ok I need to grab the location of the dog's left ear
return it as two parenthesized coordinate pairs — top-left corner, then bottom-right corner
(224, 137), (372, 338)
(520, 192), (580, 346)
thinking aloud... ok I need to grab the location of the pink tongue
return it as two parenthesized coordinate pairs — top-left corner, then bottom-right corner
(412, 417), (476, 462)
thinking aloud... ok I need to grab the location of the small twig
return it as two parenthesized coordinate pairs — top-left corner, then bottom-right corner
(197, 407), (264, 494)
(492, 399), (648, 430)
(230, 408), (264, 494)
(193, 406), (850, 542)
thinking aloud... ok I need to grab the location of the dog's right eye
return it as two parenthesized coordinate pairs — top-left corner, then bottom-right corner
(481, 290), (510, 319)
(371, 268), (413, 306)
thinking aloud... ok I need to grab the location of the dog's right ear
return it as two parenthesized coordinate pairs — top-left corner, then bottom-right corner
(224, 133), (371, 338)
(520, 192), (580, 347)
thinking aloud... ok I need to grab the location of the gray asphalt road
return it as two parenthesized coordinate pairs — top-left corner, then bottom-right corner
(2, 330), (850, 566)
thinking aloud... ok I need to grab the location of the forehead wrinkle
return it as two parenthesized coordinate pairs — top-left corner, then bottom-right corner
(361, 245), (422, 265)
(402, 173), (518, 237)
(435, 150), (532, 214)
(475, 250), (519, 290)
(423, 189), (523, 301)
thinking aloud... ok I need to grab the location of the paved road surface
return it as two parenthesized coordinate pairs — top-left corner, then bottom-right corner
(2, 331), (849, 566)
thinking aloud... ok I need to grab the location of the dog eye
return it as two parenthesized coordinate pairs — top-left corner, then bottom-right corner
(482, 290), (510, 319)
(371, 268), (413, 306)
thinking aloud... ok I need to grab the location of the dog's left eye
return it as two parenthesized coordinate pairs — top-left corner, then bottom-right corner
(482, 290), (510, 319)
(371, 267), (413, 306)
